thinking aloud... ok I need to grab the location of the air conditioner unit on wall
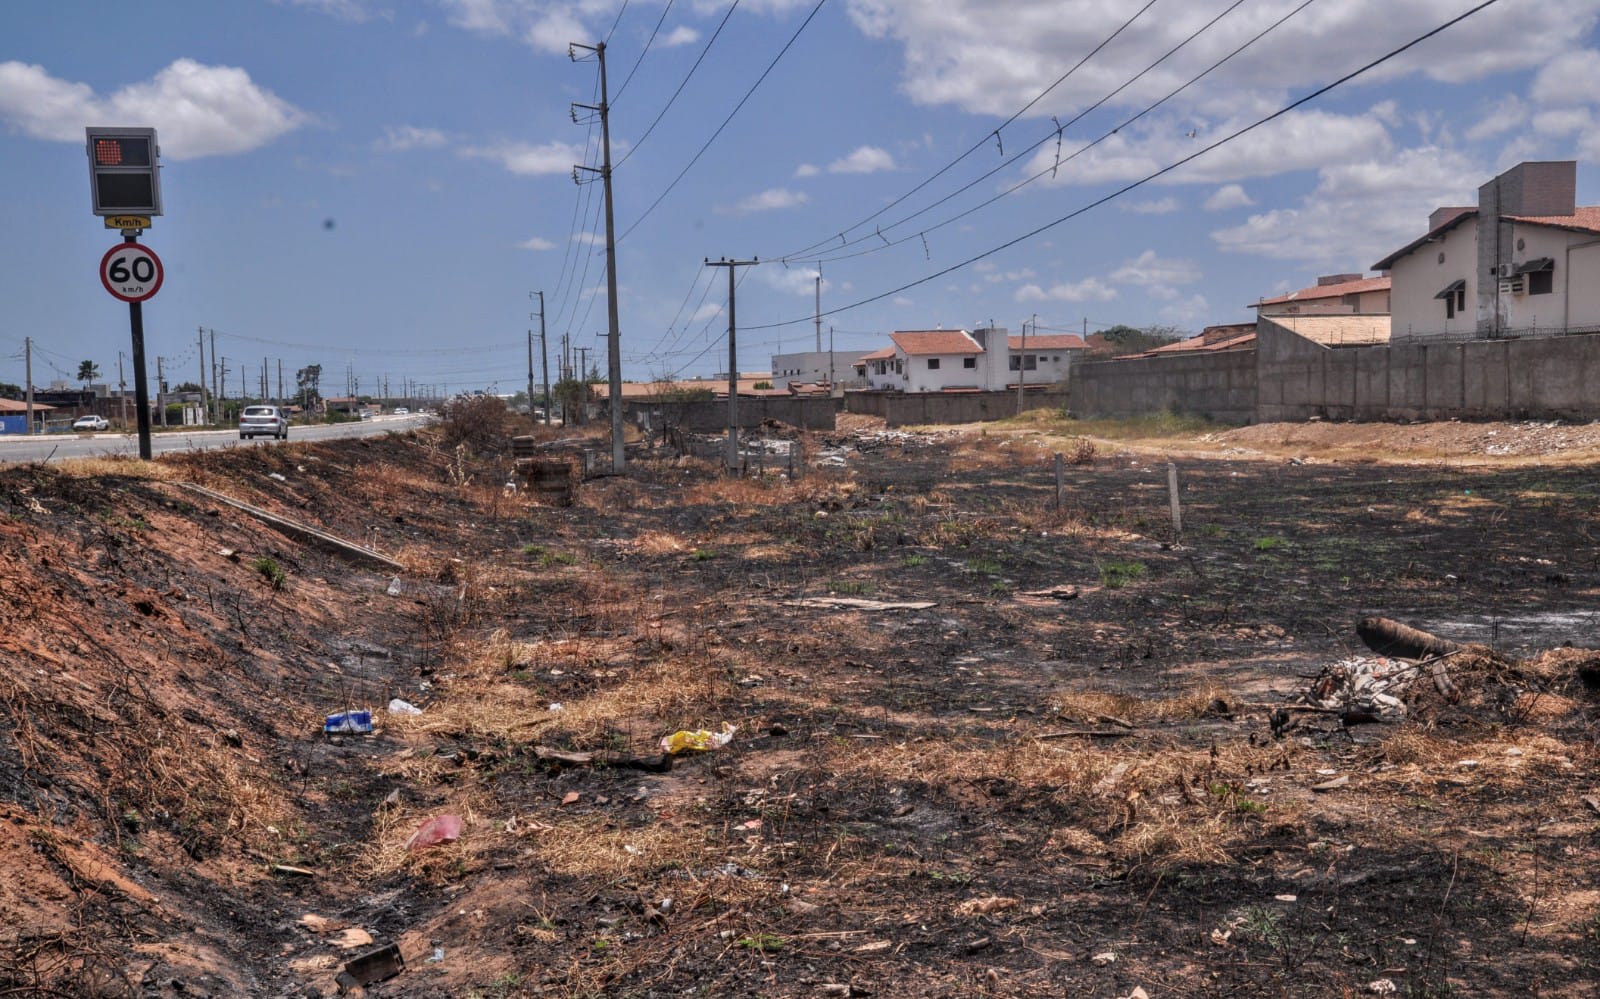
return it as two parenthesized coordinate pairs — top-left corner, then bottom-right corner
(1499, 277), (1524, 296)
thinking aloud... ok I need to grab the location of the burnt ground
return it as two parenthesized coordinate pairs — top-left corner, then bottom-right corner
(1, 413), (1598, 998)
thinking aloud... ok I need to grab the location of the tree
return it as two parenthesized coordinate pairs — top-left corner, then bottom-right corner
(295, 364), (323, 411)
(77, 360), (101, 386)
(0, 382), (21, 399)
(1096, 324), (1186, 356)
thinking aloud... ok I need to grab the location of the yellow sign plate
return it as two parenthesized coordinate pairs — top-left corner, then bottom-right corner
(104, 215), (152, 230)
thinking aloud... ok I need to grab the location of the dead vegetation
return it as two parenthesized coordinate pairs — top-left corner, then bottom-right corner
(0, 416), (1598, 996)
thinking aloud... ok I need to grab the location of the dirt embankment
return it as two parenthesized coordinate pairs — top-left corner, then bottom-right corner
(1, 418), (1598, 997)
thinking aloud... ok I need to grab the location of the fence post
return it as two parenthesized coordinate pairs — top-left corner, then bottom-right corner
(1054, 452), (1065, 511)
(1167, 462), (1182, 539)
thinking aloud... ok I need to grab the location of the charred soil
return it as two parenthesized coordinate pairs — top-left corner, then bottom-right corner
(1, 415), (1598, 997)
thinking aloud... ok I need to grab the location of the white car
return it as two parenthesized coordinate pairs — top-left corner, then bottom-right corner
(393, 407), (409, 415)
(72, 415), (110, 432)
(239, 405), (289, 440)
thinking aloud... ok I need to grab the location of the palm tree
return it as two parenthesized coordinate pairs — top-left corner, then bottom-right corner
(77, 360), (101, 386)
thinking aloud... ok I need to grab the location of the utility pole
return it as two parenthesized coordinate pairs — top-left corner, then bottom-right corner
(117, 351), (128, 429)
(156, 355), (165, 427)
(571, 39), (625, 470)
(209, 329), (219, 425)
(828, 325), (835, 395)
(814, 266), (823, 352)
(529, 290), (549, 427)
(1017, 314), (1034, 415)
(706, 257), (758, 473)
(24, 336), (34, 434)
(196, 327), (208, 425)
(278, 360), (284, 408)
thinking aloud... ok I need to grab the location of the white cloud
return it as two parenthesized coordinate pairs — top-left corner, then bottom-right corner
(1025, 109), (1393, 188)
(1465, 96), (1528, 141)
(1123, 197), (1179, 215)
(662, 25), (700, 47)
(1531, 49), (1600, 107)
(691, 302), (725, 323)
(828, 145), (895, 174)
(378, 124), (447, 150)
(0, 59), (308, 159)
(461, 139), (584, 175)
(794, 162), (820, 178)
(716, 187), (809, 215)
(1110, 250), (1200, 300)
(1532, 108), (1593, 136)
(982, 267), (1035, 284)
(1015, 277), (1117, 303)
(1211, 145), (1482, 269)
(759, 264), (827, 296)
(1158, 294), (1209, 326)
(1204, 184), (1254, 211)
(892, 296), (914, 306)
(518, 236), (555, 250)
(845, 1), (1600, 118)
(280, 0), (378, 21)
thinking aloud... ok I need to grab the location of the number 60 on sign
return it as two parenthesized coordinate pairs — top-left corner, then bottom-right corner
(100, 243), (163, 303)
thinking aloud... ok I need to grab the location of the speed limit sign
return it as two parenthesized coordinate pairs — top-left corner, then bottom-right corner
(100, 243), (163, 303)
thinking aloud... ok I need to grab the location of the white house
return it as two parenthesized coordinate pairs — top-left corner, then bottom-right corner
(769, 349), (869, 390)
(1375, 160), (1600, 341)
(852, 327), (1087, 393)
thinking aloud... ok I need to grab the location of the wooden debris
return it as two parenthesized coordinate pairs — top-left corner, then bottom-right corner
(1035, 728), (1133, 740)
(786, 597), (937, 611)
(533, 745), (673, 773)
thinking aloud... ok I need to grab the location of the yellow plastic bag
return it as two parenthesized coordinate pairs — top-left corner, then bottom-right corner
(659, 722), (737, 754)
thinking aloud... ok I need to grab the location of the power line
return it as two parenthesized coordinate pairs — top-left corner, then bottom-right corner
(803, 0), (1319, 267)
(612, 0), (677, 104)
(603, 0), (630, 45)
(616, 0), (826, 244)
(613, 0), (739, 170)
(747, 0), (1502, 331)
(775, 0), (1161, 263)
(783, 0), (1257, 264)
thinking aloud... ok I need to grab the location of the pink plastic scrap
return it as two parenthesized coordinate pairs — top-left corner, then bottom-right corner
(406, 814), (463, 852)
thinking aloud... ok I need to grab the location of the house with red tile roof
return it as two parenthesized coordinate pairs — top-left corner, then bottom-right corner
(854, 328), (1088, 393)
(1374, 160), (1600, 341)
(1251, 273), (1390, 316)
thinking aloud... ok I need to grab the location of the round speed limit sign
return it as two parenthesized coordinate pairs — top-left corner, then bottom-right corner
(100, 243), (164, 303)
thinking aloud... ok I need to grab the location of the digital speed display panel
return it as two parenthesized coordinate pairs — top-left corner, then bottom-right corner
(86, 128), (162, 217)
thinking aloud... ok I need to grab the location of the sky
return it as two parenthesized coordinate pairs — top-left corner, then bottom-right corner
(4, 0), (1600, 396)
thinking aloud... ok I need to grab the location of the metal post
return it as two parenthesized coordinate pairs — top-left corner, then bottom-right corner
(123, 234), (154, 459)
(1167, 462), (1182, 539)
(1055, 452), (1065, 511)
(24, 336), (34, 434)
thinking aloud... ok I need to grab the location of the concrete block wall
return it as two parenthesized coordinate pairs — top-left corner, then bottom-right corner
(879, 390), (1070, 428)
(1258, 331), (1600, 422)
(625, 396), (837, 432)
(1071, 352), (1256, 423)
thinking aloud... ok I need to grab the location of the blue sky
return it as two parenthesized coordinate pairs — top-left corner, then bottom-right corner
(3, 0), (1600, 394)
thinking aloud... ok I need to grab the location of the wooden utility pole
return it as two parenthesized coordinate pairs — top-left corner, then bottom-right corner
(571, 40), (625, 470)
(705, 257), (758, 473)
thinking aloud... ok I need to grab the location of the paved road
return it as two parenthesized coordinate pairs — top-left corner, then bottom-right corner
(0, 414), (433, 464)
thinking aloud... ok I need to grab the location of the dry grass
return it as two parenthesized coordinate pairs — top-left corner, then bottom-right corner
(1052, 687), (1229, 723)
(56, 456), (177, 480)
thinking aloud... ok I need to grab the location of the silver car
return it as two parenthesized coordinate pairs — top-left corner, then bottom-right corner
(240, 405), (289, 440)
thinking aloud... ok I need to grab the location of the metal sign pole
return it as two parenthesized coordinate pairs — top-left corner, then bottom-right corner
(125, 232), (153, 459)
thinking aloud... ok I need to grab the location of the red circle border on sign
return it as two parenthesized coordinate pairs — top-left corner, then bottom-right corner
(100, 243), (164, 303)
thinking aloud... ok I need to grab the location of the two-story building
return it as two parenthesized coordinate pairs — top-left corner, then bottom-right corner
(1375, 160), (1600, 342)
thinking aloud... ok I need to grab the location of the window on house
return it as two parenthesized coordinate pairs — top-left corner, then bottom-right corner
(1008, 355), (1038, 371)
(928, 358), (940, 370)
(1529, 269), (1553, 295)
(963, 357), (976, 369)
(1436, 279), (1466, 321)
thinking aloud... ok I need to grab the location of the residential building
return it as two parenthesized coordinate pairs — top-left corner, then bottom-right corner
(853, 327), (1087, 393)
(1251, 273), (1391, 316)
(1375, 160), (1600, 341)
(769, 350), (870, 391)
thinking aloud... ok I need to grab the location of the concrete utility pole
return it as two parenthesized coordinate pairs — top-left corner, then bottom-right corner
(24, 336), (34, 434)
(1017, 314), (1035, 416)
(278, 360), (284, 408)
(156, 355), (165, 426)
(209, 329), (220, 425)
(570, 40), (625, 470)
(196, 327), (207, 426)
(530, 290), (549, 427)
(814, 266), (823, 352)
(706, 257), (758, 473)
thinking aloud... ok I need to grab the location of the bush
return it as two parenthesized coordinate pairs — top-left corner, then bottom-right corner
(439, 394), (509, 454)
